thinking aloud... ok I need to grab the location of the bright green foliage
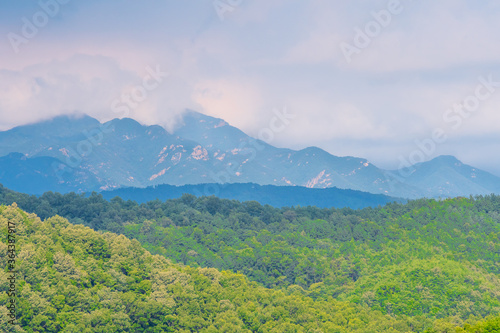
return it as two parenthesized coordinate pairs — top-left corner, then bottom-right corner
(456, 315), (500, 332)
(0, 205), (427, 332)
(1, 187), (500, 331)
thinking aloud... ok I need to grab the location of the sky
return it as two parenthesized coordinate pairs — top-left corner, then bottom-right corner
(1, 0), (500, 176)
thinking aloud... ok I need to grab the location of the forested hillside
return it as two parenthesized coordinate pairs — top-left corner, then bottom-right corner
(1, 185), (500, 331)
(1, 204), (500, 332)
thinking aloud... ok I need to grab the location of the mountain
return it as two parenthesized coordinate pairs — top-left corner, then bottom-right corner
(0, 152), (102, 194)
(173, 111), (419, 196)
(173, 110), (264, 152)
(0, 114), (101, 155)
(100, 182), (401, 209)
(1, 111), (500, 198)
(393, 155), (500, 198)
(0, 114), (208, 192)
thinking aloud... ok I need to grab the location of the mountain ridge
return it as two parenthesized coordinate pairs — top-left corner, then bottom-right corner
(0, 111), (499, 199)
(100, 182), (402, 209)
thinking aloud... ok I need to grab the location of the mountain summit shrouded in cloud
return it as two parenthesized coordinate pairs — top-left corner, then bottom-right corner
(1, 1), (500, 177)
(0, 112), (499, 198)
(2, 3), (500, 331)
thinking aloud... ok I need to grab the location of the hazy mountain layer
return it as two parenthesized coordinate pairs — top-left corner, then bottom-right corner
(101, 182), (401, 209)
(1, 112), (500, 198)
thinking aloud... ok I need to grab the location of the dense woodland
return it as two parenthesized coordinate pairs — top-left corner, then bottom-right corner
(1, 184), (500, 331)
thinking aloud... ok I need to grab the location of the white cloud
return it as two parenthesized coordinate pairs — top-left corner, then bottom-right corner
(1, 0), (500, 175)
(0, 54), (198, 131)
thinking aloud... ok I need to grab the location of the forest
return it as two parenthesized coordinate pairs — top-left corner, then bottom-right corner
(1, 184), (500, 332)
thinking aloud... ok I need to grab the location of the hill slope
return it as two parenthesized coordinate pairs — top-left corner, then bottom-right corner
(0, 204), (445, 332)
(1, 186), (500, 331)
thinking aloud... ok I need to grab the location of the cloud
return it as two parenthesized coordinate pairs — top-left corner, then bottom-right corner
(0, 0), (500, 175)
(0, 55), (128, 129)
(0, 54), (198, 131)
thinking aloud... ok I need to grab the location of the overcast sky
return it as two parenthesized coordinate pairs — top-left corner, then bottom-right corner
(1, 0), (500, 176)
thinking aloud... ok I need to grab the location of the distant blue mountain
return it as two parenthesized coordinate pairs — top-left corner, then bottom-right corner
(101, 183), (402, 209)
(388, 155), (500, 198)
(0, 152), (101, 194)
(0, 111), (499, 198)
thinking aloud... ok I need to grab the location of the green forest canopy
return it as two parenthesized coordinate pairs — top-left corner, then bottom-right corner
(1, 185), (500, 331)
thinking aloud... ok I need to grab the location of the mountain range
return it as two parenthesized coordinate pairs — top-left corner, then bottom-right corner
(1, 110), (500, 199)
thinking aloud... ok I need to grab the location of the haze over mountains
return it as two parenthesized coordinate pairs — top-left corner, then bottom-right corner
(101, 183), (399, 209)
(1, 111), (499, 199)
